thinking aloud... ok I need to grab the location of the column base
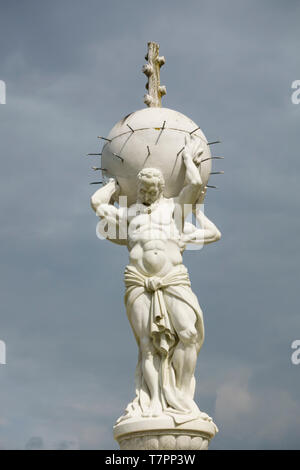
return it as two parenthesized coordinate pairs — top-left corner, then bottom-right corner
(113, 415), (218, 450)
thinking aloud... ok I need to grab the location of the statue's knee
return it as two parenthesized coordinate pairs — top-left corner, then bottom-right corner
(140, 336), (154, 355)
(178, 327), (198, 344)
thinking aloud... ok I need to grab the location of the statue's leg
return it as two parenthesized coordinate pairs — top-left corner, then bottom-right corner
(128, 293), (162, 416)
(164, 293), (199, 398)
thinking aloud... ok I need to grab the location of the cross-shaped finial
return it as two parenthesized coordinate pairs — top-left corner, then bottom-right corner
(143, 42), (166, 108)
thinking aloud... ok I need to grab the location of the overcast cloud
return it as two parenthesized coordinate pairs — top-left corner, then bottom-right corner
(0, 0), (300, 449)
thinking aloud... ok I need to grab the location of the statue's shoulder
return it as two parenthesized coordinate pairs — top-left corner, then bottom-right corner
(158, 196), (173, 204)
(127, 202), (144, 221)
(162, 196), (176, 209)
(128, 202), (140, 213)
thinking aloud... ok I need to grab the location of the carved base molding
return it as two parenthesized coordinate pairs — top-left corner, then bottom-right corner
(114, 415), (217, 450)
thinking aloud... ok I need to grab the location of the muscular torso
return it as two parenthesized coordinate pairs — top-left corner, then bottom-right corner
(127, 198), (183, 277)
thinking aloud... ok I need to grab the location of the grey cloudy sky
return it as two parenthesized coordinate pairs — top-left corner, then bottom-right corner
(0, 0), (299, 449)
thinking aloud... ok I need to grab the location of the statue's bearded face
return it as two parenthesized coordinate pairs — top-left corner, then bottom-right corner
(137, 181), (161, 206)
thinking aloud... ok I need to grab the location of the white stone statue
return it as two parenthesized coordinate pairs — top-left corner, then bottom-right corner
(90, 42), (222, 450)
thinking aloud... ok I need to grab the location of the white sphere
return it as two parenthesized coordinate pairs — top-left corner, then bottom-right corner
(101, 107), (211, 205)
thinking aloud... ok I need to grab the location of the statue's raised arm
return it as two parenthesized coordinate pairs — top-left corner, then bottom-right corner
(182, 205), (221, 246)
(90, 178), (127, 246)
(177, 134), (204, 207)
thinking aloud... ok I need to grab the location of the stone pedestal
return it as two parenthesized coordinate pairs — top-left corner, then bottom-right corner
(114, 416), (217, 450)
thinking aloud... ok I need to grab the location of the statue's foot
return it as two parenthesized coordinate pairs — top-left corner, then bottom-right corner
(199, 411), (212, 422)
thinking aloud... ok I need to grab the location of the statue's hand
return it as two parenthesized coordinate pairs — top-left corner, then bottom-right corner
(107, 177), (121, 203)
(182, 134), (204, 167)
(197, 186), (207, 205)
(107, 177), (119, 191)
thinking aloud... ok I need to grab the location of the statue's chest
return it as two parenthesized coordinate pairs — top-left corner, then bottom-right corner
(128, 205), (174, 230)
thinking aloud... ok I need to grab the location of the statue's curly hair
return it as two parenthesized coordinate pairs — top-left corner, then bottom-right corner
(137, 168), (165, 192)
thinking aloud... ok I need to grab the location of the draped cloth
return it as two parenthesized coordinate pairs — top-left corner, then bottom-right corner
(118, 264), (206, 425)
